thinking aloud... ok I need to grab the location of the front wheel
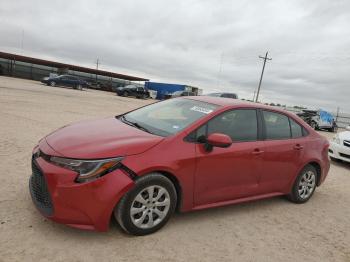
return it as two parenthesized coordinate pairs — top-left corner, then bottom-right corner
(114, 173), (177, 236)
(49, 81), (56, 87)
(288, 165), (317, 204)
(330, 156), (341, 162)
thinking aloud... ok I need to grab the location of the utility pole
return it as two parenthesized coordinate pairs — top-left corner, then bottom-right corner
(20, 29), (24, 54)
(255, 51), (272, 103)
(336, 107), (340, 122)
(252, 90), (256, 101)
(95, 58), (99, 82)
(216, 52), (224, 89)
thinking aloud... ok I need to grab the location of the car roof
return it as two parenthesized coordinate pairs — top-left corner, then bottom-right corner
(184, 96), (294, 115)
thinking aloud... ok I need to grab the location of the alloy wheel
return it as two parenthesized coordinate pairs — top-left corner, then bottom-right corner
(130, 185), (170, 229)
(298, 171), (316, 199)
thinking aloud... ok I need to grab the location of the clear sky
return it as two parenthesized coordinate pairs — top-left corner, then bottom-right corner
(1, 0), (349, 112)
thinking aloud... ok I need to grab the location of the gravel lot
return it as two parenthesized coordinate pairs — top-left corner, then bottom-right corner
(0, 76), (349, 262)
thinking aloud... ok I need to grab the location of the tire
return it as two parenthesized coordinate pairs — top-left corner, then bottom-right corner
(287, 165), (317, 204)
(123, 91), (128, 97)
(49, 81), (56, 87)
(310, 121), (317, 130)
(76, 84), (83, 90)
(114, 173), (177, 236)
(142, 94), (148, 99)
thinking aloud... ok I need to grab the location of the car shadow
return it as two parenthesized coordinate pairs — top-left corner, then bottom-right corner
(330, 159), (350, 170)
(171, 196), (288, 224)
(38, 195), (289, 238)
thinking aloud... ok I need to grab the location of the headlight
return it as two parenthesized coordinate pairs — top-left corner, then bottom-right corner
(49, 156), (123, 182)
(332, 134), (340, 144)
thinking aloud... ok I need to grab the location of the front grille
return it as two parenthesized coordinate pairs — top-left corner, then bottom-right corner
(29, 157), (53, 216)
(344, 140), (350, 148)
(339, 153), (350, 159)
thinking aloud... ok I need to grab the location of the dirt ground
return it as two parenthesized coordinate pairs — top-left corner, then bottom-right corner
(0, 76), (349, 262)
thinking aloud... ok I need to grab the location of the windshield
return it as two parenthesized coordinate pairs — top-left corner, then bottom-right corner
(122, 98), (219, 137)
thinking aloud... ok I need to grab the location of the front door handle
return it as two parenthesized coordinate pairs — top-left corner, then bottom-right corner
(252, 148), (264, 155)
(294, 144), (304, 150)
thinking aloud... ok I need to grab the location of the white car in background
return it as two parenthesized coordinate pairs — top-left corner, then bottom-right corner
(329, 128), (350, 163)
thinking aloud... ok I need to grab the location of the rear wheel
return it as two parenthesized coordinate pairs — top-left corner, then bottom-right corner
(114, 173), (177, 236)
(49, 81), (56, 87)
(76, 84), (83, 90)
(288, 165), (317, 204)
(330, 125), (337, 133)
(310, 121), (317, 130)
(123, 91), (128, 97)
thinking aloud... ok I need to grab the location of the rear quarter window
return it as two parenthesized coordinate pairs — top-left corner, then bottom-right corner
(290, 118), (303, 138)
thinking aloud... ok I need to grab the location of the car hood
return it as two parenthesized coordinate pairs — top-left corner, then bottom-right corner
(339, 131), (350, 141)
(45, 117), (164, 159)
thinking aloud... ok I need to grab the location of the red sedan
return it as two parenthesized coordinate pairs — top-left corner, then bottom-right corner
(29, 97), (330, 235)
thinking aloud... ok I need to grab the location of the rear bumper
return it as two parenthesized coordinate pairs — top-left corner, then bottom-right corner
(320, 157), (330, 185)
(329, 142), (350, 163)
(29, 146), (135, 232)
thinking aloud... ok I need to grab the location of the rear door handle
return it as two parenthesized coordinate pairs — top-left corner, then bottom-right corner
(294, 144), (304, 150)
(252, 149), (264, 155)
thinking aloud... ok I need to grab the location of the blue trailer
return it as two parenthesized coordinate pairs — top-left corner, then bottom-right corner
(297, 109), (337, 132)
(144, 82), (186, 100)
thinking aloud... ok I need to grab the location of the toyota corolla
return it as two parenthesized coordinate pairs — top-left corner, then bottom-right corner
(29, 97), (330, 235)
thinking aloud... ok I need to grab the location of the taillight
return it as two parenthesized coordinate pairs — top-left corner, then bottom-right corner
(324, 141), (330, 149)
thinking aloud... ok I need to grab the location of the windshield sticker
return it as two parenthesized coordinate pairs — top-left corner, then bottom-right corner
(190, 106), (213, 114)
(172, 125), (180, 129)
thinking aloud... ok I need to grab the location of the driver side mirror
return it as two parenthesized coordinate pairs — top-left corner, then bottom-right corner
(204, 133), (232, 151)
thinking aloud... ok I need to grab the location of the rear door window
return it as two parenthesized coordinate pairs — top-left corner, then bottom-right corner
(263, 111), (291, 140)
(289, 118), (303, 138)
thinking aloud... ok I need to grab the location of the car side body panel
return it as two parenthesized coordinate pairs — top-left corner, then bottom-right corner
(121, 103), (329, 213)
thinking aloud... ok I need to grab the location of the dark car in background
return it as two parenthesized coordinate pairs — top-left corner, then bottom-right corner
(41, 75), (87, 90)
(206, 92), (238, 99)
(116, 85), (149, 99)
(164, 90), (196, 99)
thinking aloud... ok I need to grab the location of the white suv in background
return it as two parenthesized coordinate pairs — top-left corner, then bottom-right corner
(329, 128), (350, 163)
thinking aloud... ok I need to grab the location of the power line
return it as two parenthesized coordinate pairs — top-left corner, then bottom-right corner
(255, 51), (272, 103)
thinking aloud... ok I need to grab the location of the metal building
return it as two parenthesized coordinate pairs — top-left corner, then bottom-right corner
(0, 51), (148, 91)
